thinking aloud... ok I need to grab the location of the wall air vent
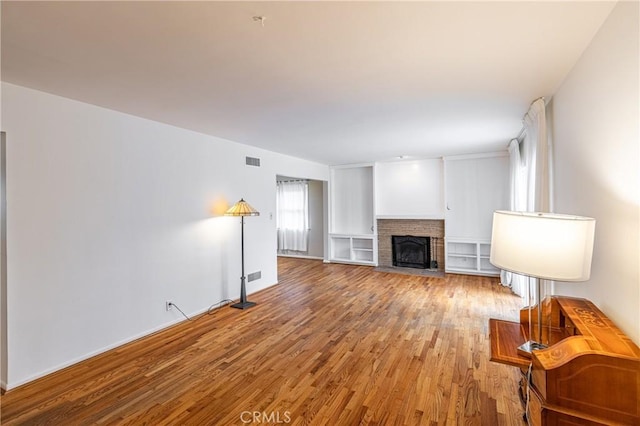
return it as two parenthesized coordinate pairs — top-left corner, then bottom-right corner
(246, 156), (261, 167)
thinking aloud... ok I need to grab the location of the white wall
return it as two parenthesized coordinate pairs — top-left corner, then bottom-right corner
(331, 166), (374, 235)
(375, 159), (444, 219)
(307, 180), (325, 257)
(1, 83), (329, 388)
(551, 2), (639, 343)
(0, 4), (5, 389)
(444, 154), (509, 240)
(0, 133), (6, 389)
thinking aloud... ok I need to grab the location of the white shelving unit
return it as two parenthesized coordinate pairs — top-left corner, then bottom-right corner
(443, 153), (508, 276)
(329, 234), (376, 265)
(445, 238), (499, 276)
(328, 164), (377, 266)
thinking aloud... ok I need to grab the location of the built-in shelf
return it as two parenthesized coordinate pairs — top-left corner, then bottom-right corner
(445, 239), (499, 276)
(329, 164), (376, 266)
(443, 154), (508, 277)
(329, 234), (376, 265)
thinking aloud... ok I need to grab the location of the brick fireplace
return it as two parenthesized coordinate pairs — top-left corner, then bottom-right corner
(377, 219), (445, 272)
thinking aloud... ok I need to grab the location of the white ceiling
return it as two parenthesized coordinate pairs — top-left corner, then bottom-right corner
(1, 1), (616, 165)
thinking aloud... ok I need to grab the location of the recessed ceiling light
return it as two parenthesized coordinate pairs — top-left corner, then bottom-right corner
(253, 16), (266, 27)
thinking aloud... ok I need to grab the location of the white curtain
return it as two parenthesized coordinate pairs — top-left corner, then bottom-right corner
(522, 98), (552, 213)
(501, 139), (527, 297)
(276, 180), (309, 252)
(501, 98), (553, 300)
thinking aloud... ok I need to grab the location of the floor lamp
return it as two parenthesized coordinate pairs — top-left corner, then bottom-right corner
(225, 198), (260, 310)
(490, 211), (595, 354)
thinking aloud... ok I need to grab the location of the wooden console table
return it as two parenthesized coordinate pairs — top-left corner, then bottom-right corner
(489, 296), (640, 425)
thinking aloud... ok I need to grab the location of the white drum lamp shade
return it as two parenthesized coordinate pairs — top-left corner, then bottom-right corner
(490, 211), (596, 282)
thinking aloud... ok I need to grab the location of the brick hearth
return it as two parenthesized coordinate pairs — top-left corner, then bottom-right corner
(377, 219), (445, 271)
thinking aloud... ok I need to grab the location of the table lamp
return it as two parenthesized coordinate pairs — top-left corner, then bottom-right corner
(490, 211), (595, 353)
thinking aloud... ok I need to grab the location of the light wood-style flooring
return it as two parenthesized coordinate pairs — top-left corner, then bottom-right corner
(0, 258), (525, 425)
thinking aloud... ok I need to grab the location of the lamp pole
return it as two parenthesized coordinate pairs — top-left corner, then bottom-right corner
(238, 215), (247, 305)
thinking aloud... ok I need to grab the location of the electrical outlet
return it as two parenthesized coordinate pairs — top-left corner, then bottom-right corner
(166, 301), (173, 311)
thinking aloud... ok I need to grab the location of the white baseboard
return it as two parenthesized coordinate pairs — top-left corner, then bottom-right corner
(277, 254), (323, 260)
(3, 304), (219, 391)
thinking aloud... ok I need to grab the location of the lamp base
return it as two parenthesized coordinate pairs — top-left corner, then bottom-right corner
(517, 340), (548, 358)
(230, 301), (257, 310)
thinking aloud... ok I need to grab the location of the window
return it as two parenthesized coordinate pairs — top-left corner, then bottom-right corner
(276, 180), (309, 252)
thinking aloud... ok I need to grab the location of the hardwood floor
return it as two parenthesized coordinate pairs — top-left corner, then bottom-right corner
(0, 258), (525, 425)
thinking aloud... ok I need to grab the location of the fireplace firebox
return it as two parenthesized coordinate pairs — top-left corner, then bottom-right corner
(392, 235), (431, 269)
